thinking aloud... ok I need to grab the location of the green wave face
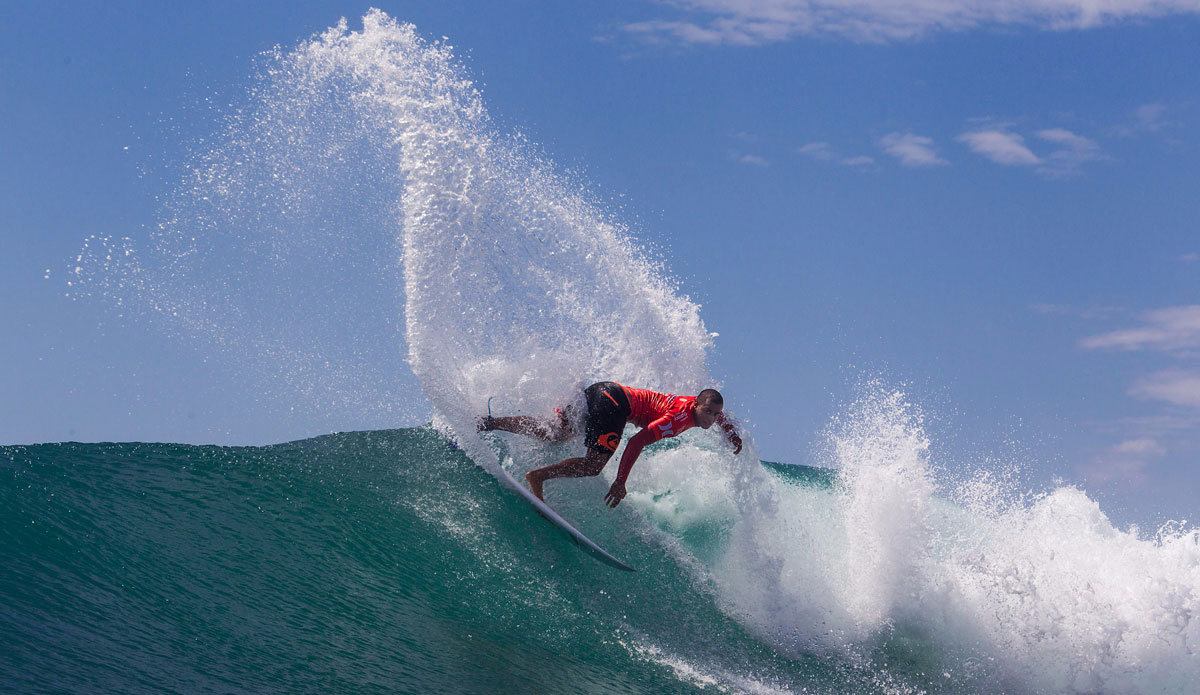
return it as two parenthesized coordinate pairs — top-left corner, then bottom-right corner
(0, 431), (871, 695)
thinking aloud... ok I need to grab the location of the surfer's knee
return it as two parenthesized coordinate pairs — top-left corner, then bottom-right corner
(582, 451), (610, 476)
(548, 406), (574, 442)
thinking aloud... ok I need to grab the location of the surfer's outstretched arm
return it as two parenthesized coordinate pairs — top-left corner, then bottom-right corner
(716, 414), (743, 454)
(604, 427), (656, 508)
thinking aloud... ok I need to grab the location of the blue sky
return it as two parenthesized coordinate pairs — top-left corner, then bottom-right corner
(3, 1), (1198, 526)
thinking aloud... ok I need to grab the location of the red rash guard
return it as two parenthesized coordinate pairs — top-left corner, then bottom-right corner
(614, 384), (737, 485)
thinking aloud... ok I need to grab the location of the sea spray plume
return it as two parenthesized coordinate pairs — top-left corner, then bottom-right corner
(270, 11), (715, 452)
(71, 16), (418, 433)
(832, 386), (934, 635)
(73, 10), (713, 444)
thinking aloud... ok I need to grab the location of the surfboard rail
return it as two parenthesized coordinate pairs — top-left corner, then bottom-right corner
(493, 466), (635, 572)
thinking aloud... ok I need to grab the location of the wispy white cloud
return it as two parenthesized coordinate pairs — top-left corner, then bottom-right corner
(728, 133), (770, 166)
(1136, 102), (1169, 131)
(1037, 128), (1098, 150)
(879, 133), (947, 167)
(1032, 303), (1124, 319)
(1114, 102), (1175, 138)
(1077, 438), (1164, 484)
(1080, 306), (1200, 476)
(623, 19), (728, 45)
(1035, 128), (1107, 177)
(1080, 305), (1200, 353)
(1116, 413), (1200, 437)
(956, 125), (1106, 176)
(621, 0), (1200, 45)
(797, 141), (836, 161)
(1130, 369), (1200, 408)
(840, 155), (877, 168)
(798, 142), (878, 169)
(958, 129), (1041, 165)
(1180, 252), (1199, 262)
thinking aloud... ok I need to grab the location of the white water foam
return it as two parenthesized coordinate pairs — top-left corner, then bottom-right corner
(620, 635), (801, 695)
(638, 382), (1200, 693)
(836, 388), (1200, 694)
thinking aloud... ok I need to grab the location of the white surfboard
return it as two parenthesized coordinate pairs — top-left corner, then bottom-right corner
(493, 465), (635, 572)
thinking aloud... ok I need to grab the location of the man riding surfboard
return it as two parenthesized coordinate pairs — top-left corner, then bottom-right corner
(479, 382), (743, 508)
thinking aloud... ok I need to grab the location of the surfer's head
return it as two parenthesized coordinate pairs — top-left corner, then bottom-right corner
(693, 389), (724, 429)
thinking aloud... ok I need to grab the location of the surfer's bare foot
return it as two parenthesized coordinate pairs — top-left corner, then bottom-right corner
(525, 471), (544, 501)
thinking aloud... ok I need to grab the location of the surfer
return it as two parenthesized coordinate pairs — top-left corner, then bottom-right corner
(479, 382), (743, 508)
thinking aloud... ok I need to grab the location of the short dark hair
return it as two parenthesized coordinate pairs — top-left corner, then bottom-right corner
(697, 388), (723, 406)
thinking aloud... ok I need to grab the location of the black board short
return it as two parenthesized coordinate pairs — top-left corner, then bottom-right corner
(583, 382), (630, 454)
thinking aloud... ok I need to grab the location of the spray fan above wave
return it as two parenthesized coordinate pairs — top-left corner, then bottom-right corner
(76, 9), (716, 448)
(272, 11), (713, 442)
(312, 10), (720, 452)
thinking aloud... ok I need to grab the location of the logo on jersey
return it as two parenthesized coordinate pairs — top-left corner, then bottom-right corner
(597, 432), (621, 451)
(654, 409), (690, 439)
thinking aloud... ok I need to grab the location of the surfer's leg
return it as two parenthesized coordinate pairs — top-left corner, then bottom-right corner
(480, 415), (539, 435)
(525, 383), (626, 499)
(525, 450), (611, 501)
(478, 414), (572, 442)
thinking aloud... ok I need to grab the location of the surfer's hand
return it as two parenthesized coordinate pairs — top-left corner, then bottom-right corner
(604, 481), (627, 508)
(728, 432), (743, 455)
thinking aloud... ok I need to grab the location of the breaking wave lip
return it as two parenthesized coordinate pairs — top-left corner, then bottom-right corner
(68, 8), (1200, 693)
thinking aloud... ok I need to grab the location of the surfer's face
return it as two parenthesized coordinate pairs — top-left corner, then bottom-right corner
(694, 398), (723, 429)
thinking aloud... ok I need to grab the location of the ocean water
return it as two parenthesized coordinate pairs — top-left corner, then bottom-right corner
(39, 9), (1200, 694)
(4, 419), (1198, 694)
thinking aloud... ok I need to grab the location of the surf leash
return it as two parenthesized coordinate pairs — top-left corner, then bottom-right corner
(482, 396), (496, 430)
